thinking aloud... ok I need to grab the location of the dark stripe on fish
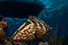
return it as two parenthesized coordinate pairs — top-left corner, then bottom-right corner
(38, 19), (48, 31)
(13, 21), (31, 37)
(20, 21), (31, 31)
(31, 20), (37, 26)
(28, 18), (37, 26)
(13, 30), (19, 38)
(34, 18), (45, 30)
(21, 28), (30, 35)
(37, 21), (43, 29)
(32, 18), (42, 29)
(35, 19), (45, 30)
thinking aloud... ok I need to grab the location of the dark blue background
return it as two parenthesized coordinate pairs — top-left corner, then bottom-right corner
(0, 0), (68, 38)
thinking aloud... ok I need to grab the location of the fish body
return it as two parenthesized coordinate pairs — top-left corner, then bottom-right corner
(12, 16), (52, 41)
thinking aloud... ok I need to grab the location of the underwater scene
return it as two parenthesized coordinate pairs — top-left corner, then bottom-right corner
(0, 0), (68, 45)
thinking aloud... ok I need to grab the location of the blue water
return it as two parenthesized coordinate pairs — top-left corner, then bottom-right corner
(2, 0), (67, 39)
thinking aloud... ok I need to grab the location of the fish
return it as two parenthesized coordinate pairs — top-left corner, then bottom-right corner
(12, 16), (53, 41)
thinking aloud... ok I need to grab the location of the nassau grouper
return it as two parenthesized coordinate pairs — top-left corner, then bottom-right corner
(12, 16), (53, 41)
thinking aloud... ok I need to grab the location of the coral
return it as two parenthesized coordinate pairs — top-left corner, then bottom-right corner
(39, 42), (48, 45)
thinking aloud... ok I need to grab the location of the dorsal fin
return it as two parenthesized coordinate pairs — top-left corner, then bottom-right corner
(28, 16), (36, 23)
(28, 16), (36, 19)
